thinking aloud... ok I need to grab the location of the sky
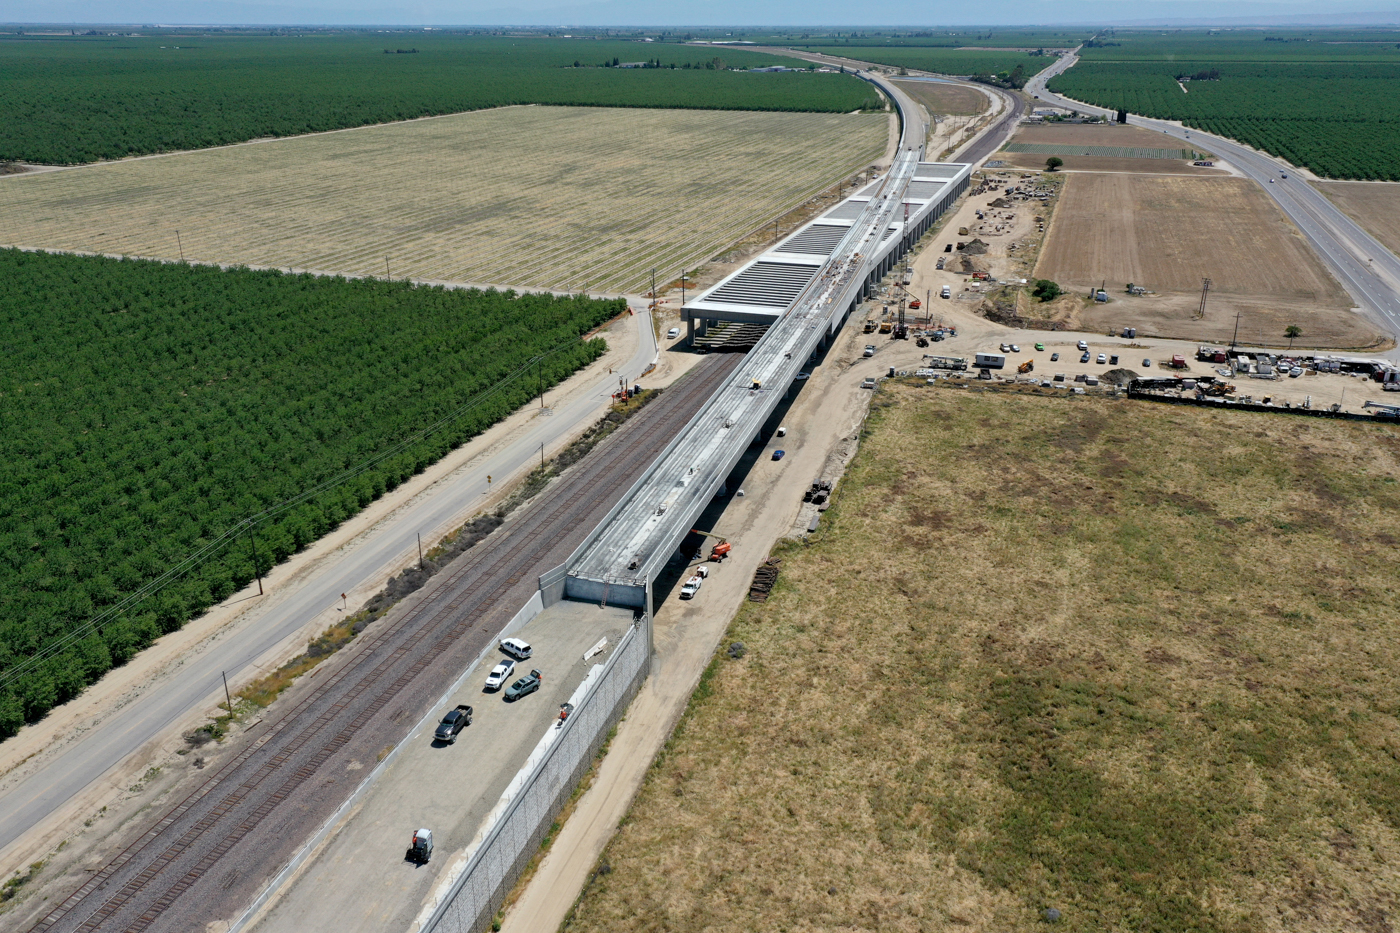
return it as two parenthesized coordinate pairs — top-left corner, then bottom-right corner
(2, 0), (1399, 26)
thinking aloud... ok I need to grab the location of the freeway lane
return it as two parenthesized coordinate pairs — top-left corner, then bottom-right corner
(1026, 52), (1400, 346)
(0, 307), (657, 861)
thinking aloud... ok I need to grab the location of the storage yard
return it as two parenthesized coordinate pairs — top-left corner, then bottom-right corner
(1033, 174), (1377, 347)
(0, 106), (887, 295)
(561, 381), (1400, 933)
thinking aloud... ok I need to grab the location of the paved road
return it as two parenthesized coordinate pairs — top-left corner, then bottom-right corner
(1026, 51), (1400, 347)
(0, 309), (657, 858)
(25, 354), (740, 933)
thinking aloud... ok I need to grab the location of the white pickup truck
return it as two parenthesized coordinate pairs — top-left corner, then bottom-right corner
(679, 575), (703, 599)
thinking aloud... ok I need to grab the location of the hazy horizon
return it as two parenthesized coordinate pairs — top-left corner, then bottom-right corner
(2, 0), (1400, 28)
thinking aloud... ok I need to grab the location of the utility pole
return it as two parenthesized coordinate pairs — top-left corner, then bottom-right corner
(680, 272), (687, 310)
(650, 268), (657, 308)
(1197, 277), (1211, 321)
(417, 533), (424, 571)
(540, 441), (546, 468)
(175, 230), (184, 262)
(221, 671), (233, 714)
(385, 257), (390, 279)
(1231, 309), (1242, 349)
(247, 527), (263, 596)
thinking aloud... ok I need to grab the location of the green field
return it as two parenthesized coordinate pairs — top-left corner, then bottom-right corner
(0, 250), (620, 737)
(791, 44), (1049, 79)
(1054, 30), (1400, 179)
(0, 34), (879, 164)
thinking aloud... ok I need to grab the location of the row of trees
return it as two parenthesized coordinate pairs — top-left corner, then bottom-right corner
(1050, 61), (1400, 179)
(0, 35), (878, 164)
(0, 250), (624, 737)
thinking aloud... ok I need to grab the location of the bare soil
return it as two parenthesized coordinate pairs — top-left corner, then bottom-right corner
(1012, 122), (1211, 151)
(892, 79), (988, 117)
(1035, 174), (1380, 347)
(560, 383), (1400, 933)
(1320, 180), (1400, 260)
(1003, 152), (1229, 175)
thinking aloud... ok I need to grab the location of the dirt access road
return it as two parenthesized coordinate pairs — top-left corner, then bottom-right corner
(12, 354), (739, 933)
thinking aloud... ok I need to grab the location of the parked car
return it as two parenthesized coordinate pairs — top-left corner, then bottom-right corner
(433, 705), (473, 744)
(1034, 343), (1045, 351)
(1110, 354), (1119, 365)
(861, 377), (877, 389)
(484, 659), (515, 691)
(999, 343), (1011, 353)
(1096, 353), (1107, 364)
(772, 450), (785, 461)
(666, 327), (680, 340)
(504, 669), (543, 701)
(1010, 344), (1021, 353)
(794, 372), (811, 381)
(1050, 352), (1060, 362)
(500, 637), (532, 660)
(1080, 352), (1091, 363)
(863, 345), (876, 358)
(1077, 340), (1089, 351)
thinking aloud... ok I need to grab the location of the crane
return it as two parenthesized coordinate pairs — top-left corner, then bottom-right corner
(690, 528), (732, 562)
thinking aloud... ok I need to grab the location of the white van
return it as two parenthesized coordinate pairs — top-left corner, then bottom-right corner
(940, 285), (952, 299)
(666, 327), (680, 340)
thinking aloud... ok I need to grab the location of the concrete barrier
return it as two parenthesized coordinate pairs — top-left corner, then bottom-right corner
(419, 617), (650, 933)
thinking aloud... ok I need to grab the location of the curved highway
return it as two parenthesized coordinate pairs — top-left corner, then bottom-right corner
(1026, 51), (1400, 345)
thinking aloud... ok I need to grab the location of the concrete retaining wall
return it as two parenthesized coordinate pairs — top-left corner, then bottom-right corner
(421, 617), (650, 933)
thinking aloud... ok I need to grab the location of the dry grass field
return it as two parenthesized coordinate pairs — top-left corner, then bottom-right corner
(563, 383), (1400, 933)
(1033, 173), (1377, 347)
(1012, 122), (1210, 151)
(1320, 181), (1400, 262)
(1000, 151), (1227, 175)
(893, 79), (989, 117)
(0, 106), (887, 294)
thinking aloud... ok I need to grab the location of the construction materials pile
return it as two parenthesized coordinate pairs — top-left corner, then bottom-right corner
(748, 558), (782, 602)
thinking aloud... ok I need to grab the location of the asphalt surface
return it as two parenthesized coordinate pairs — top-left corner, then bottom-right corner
(0, 312), (657, 858)
(24, 353), (740, 933)
(1026, 51), (1400, 347)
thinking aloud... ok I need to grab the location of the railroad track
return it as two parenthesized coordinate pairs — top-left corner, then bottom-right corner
(28, 354), (739, 933)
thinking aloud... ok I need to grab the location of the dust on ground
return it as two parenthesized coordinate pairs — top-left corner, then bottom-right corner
(559, 382), (1400, 933)
(1320, 180), (1400, 263)
(1034, 173), (1381, 348)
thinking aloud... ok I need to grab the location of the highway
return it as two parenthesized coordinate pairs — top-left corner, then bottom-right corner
(1026, 51), (1400, 346)
(0, 309), (656, 859)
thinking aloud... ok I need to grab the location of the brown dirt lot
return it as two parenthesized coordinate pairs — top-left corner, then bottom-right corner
(1012, 122), (1210, 151)
(561, 383), (1400, 933)
(1034, 173), (1382, 348)
(1002, 152), (1228, 175)
(1320, 181), (1400, 260)
(892, 79), (988, 116)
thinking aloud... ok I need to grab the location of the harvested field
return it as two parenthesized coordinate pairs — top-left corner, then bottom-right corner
(1001, 151), (1227, 175)
(1012, 121), (1214, 152)
(563, 383), (1400, 933)
(1034, 173), (1377, 347)
(1007, 142), (1190, 159)
(1320, 181), (1400, 260)
(892, 79), (988, 117)
(0, 106), (887, 295)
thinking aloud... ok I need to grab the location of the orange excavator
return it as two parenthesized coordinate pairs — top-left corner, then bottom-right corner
(691, 528), (731, 562)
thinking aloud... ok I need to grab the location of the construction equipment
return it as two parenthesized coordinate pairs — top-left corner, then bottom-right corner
(1017, 359), (1034, 374)
(878, 320), (893, 334)
(1201, 381), (1235, 397)
(1364, 400), (1400, 416)
(691, 528), (732, 562)
(863, 319), (876, 333)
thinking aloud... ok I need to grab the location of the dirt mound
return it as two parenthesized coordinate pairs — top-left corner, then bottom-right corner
(1101, 368), (1140, 385)
(958, 238), (989, 255)
(988, 197), (1011, 208)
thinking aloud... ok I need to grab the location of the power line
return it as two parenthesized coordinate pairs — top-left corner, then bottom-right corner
(0, 336), (586, 693)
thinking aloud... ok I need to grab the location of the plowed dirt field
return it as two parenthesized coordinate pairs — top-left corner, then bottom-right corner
(1034, 173), (1379, 347)
(1320, 181), (1400, 260)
